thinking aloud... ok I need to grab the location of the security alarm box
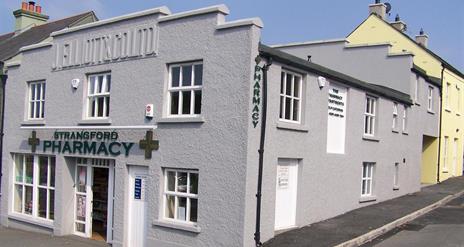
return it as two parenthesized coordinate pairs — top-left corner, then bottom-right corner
(145, 104), (154, 118)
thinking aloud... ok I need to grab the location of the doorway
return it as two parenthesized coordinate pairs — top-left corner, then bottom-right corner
(274, 159), (299, 230)
(127, 166), (149, 247)
(74, 158), (114, 243)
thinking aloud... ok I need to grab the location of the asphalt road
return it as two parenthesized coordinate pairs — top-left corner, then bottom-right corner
(362, 193), (464, 247)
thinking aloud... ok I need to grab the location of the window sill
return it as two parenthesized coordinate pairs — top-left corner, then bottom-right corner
(445, 108), (451, 113)
(157, 116), (205, 124)
(359, 196), (377, 203)
(78, 118), (112, 125)
(21, 120), (46, 126)
(442, 170), (449, 173)
(392, 129), (399, 134)
(362, 135), (380, 142)
(393, 185), (400, 191)
(8, 214), (53, 229)
(276, 121), (309, 132)
(427, 110), (435, 115)
(457, 113), (461, 117)
(402, 131), (409, 135)
(414, 101), (421, 106)
(153, 219), (201, 233)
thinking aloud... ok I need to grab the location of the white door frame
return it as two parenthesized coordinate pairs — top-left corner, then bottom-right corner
(73, 158), (115, 243)
(274, 159), (299, 230)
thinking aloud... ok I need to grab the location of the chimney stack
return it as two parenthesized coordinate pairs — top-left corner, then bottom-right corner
(369, 1), (387, 20)
(391, 14), (407, 32)
(415, 28), (429, 47)
(13, 1), (49, 33)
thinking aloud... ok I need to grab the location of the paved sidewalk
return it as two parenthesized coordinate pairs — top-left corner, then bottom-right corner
(0, 226), (107, 247)
(264, 176), (464, 247)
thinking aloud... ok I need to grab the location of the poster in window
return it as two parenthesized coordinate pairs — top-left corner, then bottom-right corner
(76, 195), (86, 219)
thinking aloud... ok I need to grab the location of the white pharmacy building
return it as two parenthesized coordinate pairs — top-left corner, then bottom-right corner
(1, 4), (427, 247)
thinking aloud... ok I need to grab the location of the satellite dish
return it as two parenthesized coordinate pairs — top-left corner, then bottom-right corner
(385, 2), (392, 14)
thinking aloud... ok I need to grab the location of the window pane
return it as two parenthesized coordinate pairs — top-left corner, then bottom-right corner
(182, 91), (191, 114)
(293, 99), (299, 121)
(361, 180), (366, 195)
(25, 186), (33, 215)
(49, 190), (55, 220)
(279, 96), (284, 119)
(294, 77), (300, 97)
(42, 83), (46, 100)
(37, 84), (42, 101)
(171, 67), (180, 87)
(77, 166), (87, 193)
(182, 65), (192, 86)
(366, 180), (371, 194)
(285, 98), (291, 120)
(89, 76), (95, 94)
(76, 195), (86, 221)
(39, 156), (48, 186)
(190, 198), (198, 222)
(366, 98), (370, 113)
(189, 173), (198, 194)
(76, 223), (85, 233)
(106, 75), (111, 92)
(31, 84), (36, 100)
(25, 155), (34, 184)
(194, 90), (202, 114)
(14, 185), (23, 213)
(170, 92), (179, 115)
(41, 102), (45, 118)
(38, 188), (47, 218)
(177, 172), (187, 193)
(50, 157), (56, 187)
(90, 98), (96, 117)
(98, 75), (104, 93)
(194, 64), (203, 86)
(105, 96), (110, 117)
(177, 197), (187, 221)
(30, 102), (35, 119)
(97, 97), (104, 117)
(167, 171), (175, 192)
(280, 72), (285, 94)
(35, 102), (40, 118)
(165, 195), (175, 219)
(286, 74), (292, 96)
(15, 155), (24, 182)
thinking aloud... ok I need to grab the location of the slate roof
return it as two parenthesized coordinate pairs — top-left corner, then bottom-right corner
(0, 11), (96, 61)
(259, 43), (413, 105)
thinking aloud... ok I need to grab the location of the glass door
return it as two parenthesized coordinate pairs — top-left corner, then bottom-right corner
(74, 163), (93, 237)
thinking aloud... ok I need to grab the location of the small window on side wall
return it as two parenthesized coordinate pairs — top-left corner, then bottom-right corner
(364, 96), (377, 136)
(167, 62), (203, 117)
(163, 169), (199, 224)
(279, 70), (302, 123)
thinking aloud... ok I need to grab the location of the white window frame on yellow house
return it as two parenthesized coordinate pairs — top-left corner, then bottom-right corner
(456, 86), (461, 115)
(443, 136), (449, 172)
(452, 138), (458, 176)
(445, 82), (451, 111)
(427, 86), (434, 113)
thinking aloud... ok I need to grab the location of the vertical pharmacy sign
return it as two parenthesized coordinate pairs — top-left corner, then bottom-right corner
(252, 61), (262, 128)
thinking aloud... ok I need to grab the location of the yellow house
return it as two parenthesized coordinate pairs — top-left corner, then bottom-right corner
(347, 2), (464, 184)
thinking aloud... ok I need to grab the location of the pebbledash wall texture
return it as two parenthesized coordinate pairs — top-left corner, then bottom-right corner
(1, 4), (426, 247)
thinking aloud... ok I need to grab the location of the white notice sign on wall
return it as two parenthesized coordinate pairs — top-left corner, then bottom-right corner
(277, 166), (289, 189)
(326, 84), (347, 154)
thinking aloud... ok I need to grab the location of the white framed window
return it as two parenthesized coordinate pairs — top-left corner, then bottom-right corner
(414, 75), (419, 102)
(13, 154), (55, 221)
(163, 169), (198, 224)
(402, 106), (408, 132)
(453, 138), (458, 175)
(443, 136), (449, 171)
(167, 62), (203, 116)
(457, 86), (461, 114)
(427, 86), (434, 112)
(86, 73), (111, 119)
(364, 96), (377, 136)
(392, 103), (398, 129)
(361, 162), (375, 196)
(445, 82), (451, 110)
(279, 70), (302, 123)
(27, 81), (46, 120)
(393, 163), (400, 188)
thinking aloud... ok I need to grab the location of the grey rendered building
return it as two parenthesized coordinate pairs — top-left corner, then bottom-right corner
(1, 4), (426, 247)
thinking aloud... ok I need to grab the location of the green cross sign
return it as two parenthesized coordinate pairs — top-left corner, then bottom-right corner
(28, 131), (40, 153)
(139, 130), (159, 159)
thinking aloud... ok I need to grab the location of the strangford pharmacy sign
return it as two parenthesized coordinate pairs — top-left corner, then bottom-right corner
(27, 130), (159, 159)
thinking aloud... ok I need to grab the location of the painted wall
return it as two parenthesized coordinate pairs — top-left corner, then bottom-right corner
(347, 14), (464, 182)
(246, 59), (422, 244)
(1, 7), (261, 247)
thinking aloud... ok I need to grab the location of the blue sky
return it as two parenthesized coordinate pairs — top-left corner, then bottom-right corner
(1, 0), (463, 71)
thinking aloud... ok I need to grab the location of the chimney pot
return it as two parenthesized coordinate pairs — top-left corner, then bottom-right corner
(21, 2), (28, 10)
(28, 2), (35, 12)
(369, 3), (387, 20)
(395, 14), (400, 22)
(415, 28), (429, 47)
(35, 5), (42, 14)
(419, 28), (424, 35)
